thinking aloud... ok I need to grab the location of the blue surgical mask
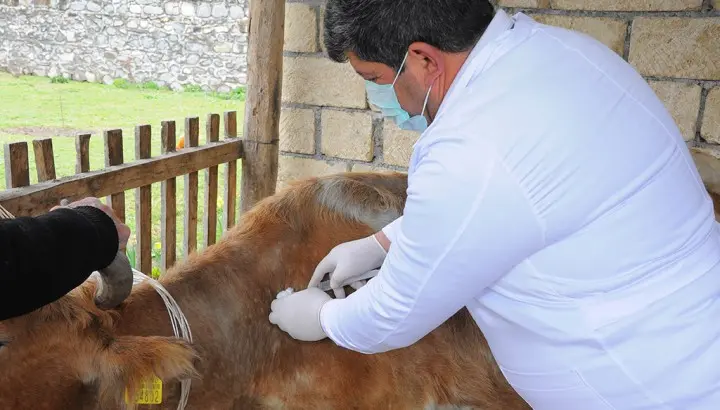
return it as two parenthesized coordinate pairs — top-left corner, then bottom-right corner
(365, 51), (433, 132)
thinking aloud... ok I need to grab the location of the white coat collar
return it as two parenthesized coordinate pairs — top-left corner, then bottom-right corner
(472, 9), (516, 64)
(429, 9), (518, 126)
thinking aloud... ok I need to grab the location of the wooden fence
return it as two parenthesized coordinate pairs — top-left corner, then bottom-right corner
(0, 0), (284, 276)
(0, 111), (245, 275)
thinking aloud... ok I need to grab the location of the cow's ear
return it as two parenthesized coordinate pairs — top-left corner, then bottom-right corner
(96, 335), (198, 405)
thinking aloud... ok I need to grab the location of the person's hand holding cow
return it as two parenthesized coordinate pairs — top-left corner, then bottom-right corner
(52, 197), (131, 251)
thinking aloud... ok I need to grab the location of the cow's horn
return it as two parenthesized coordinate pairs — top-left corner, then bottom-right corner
(94, 251), (133, 309)
(56, 199), (133, 309)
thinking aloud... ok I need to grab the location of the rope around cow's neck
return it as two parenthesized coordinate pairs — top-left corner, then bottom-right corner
(91, 268), (193, 410)
(88, 268), (194, 410)
(132, 268), (193, 410)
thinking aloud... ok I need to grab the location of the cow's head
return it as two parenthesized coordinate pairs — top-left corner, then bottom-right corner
(0, 280), (198, 409)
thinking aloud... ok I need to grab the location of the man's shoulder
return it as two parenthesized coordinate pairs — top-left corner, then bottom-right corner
(408, 123), (501, 178)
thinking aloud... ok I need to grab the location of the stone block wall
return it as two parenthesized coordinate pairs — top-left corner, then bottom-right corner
(0, 0), (249, 92)
(277, 0), (720, 192)
(277, 0), (419, 188)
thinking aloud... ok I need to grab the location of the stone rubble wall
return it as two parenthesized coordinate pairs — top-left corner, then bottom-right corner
(277, 0), (720, 194)
(0, 0), (249, 92)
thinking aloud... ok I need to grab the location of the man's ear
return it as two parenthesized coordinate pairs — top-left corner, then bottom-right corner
(408, 41), (444, 85)
(96, 335), (199, 406)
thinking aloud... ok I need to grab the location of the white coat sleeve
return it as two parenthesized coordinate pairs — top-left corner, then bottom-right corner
(380, 216), (403, 244)
(318, 140), (547, 354)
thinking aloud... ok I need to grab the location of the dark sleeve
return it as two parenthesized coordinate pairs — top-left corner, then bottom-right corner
(0, 206), (119, 321)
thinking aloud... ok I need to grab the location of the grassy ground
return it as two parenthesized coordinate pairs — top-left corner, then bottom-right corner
(0, 72), (246, 276)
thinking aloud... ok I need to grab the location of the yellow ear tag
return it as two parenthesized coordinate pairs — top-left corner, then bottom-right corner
(124, 375), (163, 405)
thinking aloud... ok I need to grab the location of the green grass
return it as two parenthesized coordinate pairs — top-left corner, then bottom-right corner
(0, 72), (247, 276)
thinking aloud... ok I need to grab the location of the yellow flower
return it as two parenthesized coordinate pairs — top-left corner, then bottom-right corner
(154, 242), (161, 250)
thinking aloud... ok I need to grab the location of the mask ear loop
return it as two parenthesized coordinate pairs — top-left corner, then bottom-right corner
(392, 51), (410, 86)
(420, 81), (433, 118)
(394, 49), (436, 120)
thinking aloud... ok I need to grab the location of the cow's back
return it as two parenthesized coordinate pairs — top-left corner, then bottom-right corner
(259, 172), (530, 409)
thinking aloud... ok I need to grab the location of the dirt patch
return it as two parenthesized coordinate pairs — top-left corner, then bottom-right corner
(0, 126), (97, 139)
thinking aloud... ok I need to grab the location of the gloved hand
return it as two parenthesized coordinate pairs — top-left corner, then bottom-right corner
(268, 287), (331, 341)
(308, 234), (388, 298)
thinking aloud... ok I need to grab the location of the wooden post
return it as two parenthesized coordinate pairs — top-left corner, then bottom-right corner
(160, 120), (177, 274)
(135, 125), (153, 274)
(184, 117), (200, 258)
(104, 129), (125, 223)
(4, 142), (30, 189)
(75, 134), (91, 174)
(223, 111), (238, 231)
(32, 138), (56, 182)
(204, 113), (220, 248)
(240, 0), (284, 213)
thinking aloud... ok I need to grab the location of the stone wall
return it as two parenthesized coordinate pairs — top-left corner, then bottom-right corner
(277, 0), (720, 192)
(277, 0), (416, 188)
(0, 0), (249, 92)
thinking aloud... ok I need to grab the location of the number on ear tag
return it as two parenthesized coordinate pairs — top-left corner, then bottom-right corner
(124, 375), (163, 405)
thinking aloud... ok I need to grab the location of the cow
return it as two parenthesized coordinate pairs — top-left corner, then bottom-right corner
(0, 171), (531, 410)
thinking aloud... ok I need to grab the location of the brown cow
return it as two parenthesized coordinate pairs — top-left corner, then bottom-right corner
(0, 171), (531, 410)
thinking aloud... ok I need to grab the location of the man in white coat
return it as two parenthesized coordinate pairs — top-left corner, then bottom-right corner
(268, 1), (720, 408)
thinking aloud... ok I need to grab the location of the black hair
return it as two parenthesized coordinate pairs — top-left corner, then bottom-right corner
(323, 0), (496, 71)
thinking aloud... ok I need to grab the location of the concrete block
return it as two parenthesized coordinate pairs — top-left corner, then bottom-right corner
(280, 107), (316, 154)
(649, 80), (702, 142)
(321, 109), (374, 161)
(629, 17), (720, 79)
(282, 56), (366, 108)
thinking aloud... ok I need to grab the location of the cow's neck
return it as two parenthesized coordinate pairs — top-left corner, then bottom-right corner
(112, 232), (287, 391)
(109, 213), (373, 404)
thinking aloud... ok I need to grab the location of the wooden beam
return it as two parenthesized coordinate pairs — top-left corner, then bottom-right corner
(240, 0), (284, 213)
(0, 139), (244, 217)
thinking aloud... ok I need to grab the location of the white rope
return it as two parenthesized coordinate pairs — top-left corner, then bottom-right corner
(89, 268), (193, 410)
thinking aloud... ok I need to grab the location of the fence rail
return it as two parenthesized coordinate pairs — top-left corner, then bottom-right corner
(0, 111), (244, 275)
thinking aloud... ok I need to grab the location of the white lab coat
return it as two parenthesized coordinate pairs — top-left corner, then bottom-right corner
(319, 10), (720, 409)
